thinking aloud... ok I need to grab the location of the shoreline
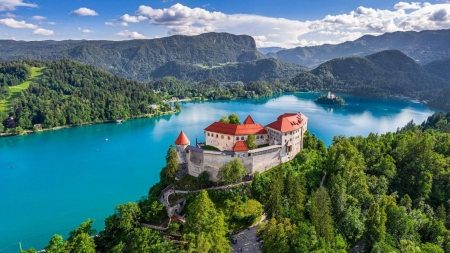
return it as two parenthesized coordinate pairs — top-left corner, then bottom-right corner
(0, 109), (180, 138)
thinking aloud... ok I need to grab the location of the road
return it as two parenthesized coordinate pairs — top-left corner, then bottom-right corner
(231, 225), (262, 253)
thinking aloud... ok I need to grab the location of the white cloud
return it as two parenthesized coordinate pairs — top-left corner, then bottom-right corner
(33, 28), (54, 35)
(78, 27), (93, 33)
(394, 2), (422, 10)
(116, 30), (146, 39)
(0, 0), (37, 11)
(70, 7), (99, 16)
(120, 14), (147, 23)
(2, 12), (17, 18)
(0, 18), (37, 29)
(123, 2), (450, 48)
(47, 21), (55, 25)
(105, 21), (128, 27)
(31, 15), (46, 21)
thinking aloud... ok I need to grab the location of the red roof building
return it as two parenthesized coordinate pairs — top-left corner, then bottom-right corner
(243, 115), (256, 125)
(266, 113), (307, 133)
(233, 141), (249, 152)
(175, 131), (190, 145)
(204, 120), (267, 136)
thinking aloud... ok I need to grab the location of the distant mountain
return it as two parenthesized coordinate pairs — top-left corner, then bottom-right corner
(0, 33), (265, 82)
(271, 29), (450, 67)
(290, 50), (448, 100)
(423, 58), (450, 82)
(152, 58), (308, 83)
(257, 47), (285, 54)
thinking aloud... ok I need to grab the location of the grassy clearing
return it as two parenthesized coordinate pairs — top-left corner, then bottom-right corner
(194, 62), (235, 69)
(0, 67), (43, 112)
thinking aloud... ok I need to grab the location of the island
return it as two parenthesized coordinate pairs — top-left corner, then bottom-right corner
(316, 92), (346, 105)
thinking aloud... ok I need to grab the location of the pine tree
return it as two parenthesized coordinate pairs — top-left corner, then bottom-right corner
(364, 201), (386, 252)
(310, 187), (334, 244)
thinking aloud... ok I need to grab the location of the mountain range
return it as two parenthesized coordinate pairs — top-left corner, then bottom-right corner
(270, 29), (450, 67)
(0, 33), (267, 82)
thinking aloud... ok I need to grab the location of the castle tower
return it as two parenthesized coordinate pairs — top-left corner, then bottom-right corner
(175, 131), (190, 164)
(175, 131), (190, 178)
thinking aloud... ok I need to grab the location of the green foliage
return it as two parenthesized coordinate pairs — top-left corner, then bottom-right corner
(364, 201), (387, 252)
(217, 158), (247, 184)
(44, 234), (64, 253)
(1, 60), (165, 130)
(219, 115), (229, 123)
(310, 187), (334, 244)
(197, 171), (213, 189)
(64, 219), (96, 253)
(183, 190), (231, 253)
(161, 145), (178, 182)
(202, 145), (220, 151)
(228, 113), (241, 124)
(245, 134), (257, 149)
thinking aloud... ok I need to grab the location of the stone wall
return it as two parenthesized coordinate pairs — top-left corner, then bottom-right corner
(186, 145), (283, 181)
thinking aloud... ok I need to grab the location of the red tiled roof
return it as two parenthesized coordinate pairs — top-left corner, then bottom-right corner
(233, 141), (248, 152)
(204, 122), (267, 135)
(175, 131), (190, 145)
(266, 113), (307, 133)
(243, 115), (255, 125)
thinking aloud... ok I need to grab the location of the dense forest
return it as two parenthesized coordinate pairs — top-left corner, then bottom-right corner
(0, 60), (173, 134)
(19, 111), (450, 253)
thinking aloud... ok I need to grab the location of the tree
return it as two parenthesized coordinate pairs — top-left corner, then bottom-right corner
(265, 169), (284, 219)
(64, 219), (96, 253)
(245, 134), (258, 149)
(219, 115), (229, 123)
(262, 218), (289, 253)
(228, 113), (240, 124)
(284, 170), (306, 221)
(310, 187), (334, 244)
(0, 122), (4, 132)
(129, 227), (162, 253)
(183, 190), (230, 253)
(217, 158), (247, 184)
(197, 171), (212, 188)
(364, 201), (386, 252)
(44, 234), (64, 253)
(165, 145), (178, 181)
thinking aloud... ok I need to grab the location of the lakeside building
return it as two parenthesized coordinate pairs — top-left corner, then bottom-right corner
(175, 112), (308, 181)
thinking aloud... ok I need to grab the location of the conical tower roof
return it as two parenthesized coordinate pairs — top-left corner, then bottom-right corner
(243, 115), (255, 125)
(175, 131), (190, 145)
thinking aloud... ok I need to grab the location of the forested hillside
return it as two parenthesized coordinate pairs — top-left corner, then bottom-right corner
(0, 60), (170, 134)
(290, 50), (449, 107)
(151, 58), (307, 82)
(0, 33), (265, 82)
(424, 58), (450, 82)
(271, 29), (450, 67)
(20, 112), (450, 253)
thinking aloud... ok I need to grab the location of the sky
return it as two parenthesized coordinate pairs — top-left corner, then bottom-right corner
(0, 0), (450, 48)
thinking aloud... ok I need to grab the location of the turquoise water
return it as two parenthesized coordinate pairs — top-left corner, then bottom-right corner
(0, 93), (436, 252)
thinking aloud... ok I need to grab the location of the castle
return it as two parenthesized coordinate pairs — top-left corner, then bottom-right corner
(174, 112), (308, 181)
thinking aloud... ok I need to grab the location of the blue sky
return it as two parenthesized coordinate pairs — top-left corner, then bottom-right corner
(0, 0), (450, 48)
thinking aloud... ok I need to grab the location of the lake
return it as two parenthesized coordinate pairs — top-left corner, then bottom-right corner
(0, 93), (437, 252)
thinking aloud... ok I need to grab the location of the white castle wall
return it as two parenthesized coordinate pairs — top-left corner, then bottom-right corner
(205, 131), (269, 151)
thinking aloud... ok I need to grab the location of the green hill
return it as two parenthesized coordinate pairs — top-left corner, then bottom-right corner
(152, 58), (308, 82)
(0, 60), (169, 133)
(290, 50), (449, 100)
(423, 58), (450, 82)
(0, 33), (265, 82)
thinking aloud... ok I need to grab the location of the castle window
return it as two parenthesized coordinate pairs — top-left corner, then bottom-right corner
(228, 136), (230, 140)
(207, 133), (210, 136)
(236, 137), (239, 140)
(286, 145), (292, 152)
(241, 137), (244, 140)
(248, 153), (251, 157)
(221, 135), (224, 139)
(216, 134), (218, 138)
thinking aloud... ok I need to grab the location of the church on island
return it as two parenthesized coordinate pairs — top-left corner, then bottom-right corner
(174, 112), (308, 181)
